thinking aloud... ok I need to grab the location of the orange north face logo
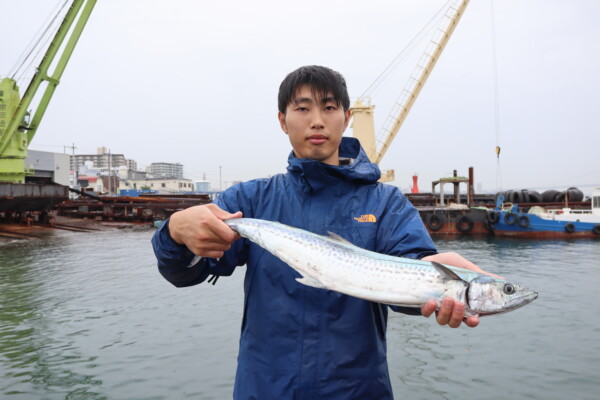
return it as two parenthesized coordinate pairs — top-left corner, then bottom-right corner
(354, 214), (377, 223)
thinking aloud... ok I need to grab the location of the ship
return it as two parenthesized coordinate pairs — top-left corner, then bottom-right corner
(487, 188), (600, 238)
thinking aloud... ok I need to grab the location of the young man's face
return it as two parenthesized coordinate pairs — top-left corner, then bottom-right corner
(278, 84), (351, 166)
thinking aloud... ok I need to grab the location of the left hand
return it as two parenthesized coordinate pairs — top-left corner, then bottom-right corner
(420, 252), (501, 328)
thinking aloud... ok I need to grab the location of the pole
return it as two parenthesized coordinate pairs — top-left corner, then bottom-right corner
(108, 149), (112, 195)
(64, 142), (77, 188)
(71, 142), (76, 189)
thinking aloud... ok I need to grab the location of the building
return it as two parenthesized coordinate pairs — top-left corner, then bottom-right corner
(25, 149), (70, 186)
(195, 180), (211, 192)
(71, 147), (136, 172)
(126, 159), (137, 171)
(120, 177), (193, 194)
(146, 162), (184, 179)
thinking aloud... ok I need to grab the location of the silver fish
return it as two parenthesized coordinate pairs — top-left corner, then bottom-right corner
(225, 218), (538, 317)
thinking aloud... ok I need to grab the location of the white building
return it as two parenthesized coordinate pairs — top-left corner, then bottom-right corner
(146, 162), (184, 179)
(26, 149), (70, 186)
(72, 146), (137, 173)
(120, 177), (194, 194)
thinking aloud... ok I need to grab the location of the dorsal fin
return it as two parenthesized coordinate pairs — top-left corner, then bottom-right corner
(430, 261), (467, 282)
(327, 231), (354, 245)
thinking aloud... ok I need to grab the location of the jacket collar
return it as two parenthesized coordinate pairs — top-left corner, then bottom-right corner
(286, 137), (381, 192)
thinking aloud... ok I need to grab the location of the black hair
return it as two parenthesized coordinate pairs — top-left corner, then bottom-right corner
(277, 65), (350, 114)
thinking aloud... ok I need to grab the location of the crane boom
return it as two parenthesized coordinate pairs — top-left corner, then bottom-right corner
(351, 0), (470, 167)
(0, 0), (96, 183)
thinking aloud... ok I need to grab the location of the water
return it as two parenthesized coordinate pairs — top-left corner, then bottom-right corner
(1, 229), (599, 400)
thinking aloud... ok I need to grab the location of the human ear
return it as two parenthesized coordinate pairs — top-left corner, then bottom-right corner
(278, 111), (288, 134)
(343, 109), (352, 130)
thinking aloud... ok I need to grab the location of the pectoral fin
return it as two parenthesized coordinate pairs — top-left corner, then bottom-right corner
(327, 232), (354, 245)
(296, 276), (327, 289)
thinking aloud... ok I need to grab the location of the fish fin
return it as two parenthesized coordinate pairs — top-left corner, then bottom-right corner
(296, 276), (327, 290)
(327, 231), (354, 245)
(430, 261), (467, 282)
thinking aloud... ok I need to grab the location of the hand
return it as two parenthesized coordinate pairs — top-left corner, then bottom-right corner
(421, 298), (479, 328)
(168, 204), (242, 258)
(420, 252), (501, 328)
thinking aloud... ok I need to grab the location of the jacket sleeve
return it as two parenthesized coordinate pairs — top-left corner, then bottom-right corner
(376, 186), (438, 315)
(150, 186), (250, 287)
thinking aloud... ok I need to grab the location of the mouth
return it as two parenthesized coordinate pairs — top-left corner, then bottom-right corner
(307, 134), (327, 145)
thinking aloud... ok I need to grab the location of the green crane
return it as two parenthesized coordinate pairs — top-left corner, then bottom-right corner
(0, 0), (96, 183)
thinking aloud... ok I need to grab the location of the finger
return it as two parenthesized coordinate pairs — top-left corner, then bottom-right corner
(448, 302), (465, 328)
(207, 204), (242, 221)
(203, 211), (242, 243)
(436, 298), (454, 326)
(421, 300), (438, 318)
(221, 211), (243, 220)
(193, 240), (233, 253)
(195, 249), (226, 259)
(464, 316), (480, 328)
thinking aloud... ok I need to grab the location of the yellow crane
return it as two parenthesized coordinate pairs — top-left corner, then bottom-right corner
(351, 0), (470, 181)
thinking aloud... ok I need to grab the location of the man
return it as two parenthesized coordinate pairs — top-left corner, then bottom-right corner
(152, 65), (488, 399)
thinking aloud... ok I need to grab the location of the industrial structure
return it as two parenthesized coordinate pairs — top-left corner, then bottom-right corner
(0, 0), (97, 216)
(351, 0), (470, 181)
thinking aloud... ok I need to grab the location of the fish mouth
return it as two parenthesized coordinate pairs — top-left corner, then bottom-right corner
(478, 291), (539, 316)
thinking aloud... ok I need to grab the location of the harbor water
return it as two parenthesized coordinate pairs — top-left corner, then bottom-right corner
(1, 228), (599, 400)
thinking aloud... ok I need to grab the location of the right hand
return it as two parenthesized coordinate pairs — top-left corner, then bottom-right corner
(168, 204), (242, 258)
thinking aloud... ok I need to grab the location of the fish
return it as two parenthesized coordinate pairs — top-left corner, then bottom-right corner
(224, 218), (538, 317)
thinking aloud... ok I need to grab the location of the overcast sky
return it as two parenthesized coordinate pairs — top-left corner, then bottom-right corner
(1, 0), (599, 194)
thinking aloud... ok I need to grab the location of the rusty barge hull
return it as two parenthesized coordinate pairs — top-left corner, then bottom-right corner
(0, 183), (69, 212)
(55, 194), (210, 222)
(417, 206), (492, 235)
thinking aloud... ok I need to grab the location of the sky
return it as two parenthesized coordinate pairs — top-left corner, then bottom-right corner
(1, 0), (599, 195)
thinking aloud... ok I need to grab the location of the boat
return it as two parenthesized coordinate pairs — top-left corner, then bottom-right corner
(487, 188), (600, 238)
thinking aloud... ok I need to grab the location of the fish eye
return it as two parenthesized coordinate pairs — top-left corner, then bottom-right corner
(503, 284), (515, 295)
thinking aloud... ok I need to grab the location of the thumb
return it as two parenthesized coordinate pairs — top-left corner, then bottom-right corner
(210, 206), (242, 221)
(222, 211), (243, 220)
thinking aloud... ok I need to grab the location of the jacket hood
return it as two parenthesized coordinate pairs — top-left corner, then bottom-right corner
(286, 137), (381, 192)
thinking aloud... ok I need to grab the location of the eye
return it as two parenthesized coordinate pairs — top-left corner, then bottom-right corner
(503, 284), (515, 295)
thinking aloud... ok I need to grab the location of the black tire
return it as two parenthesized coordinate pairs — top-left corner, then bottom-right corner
(529, 191), (542, 203)
(487, 210), (500, 224)
(456, 216), (473, 233)
(564, 223), (575, 233)
(592, 224), (600, 235)
(426, 214), (443, 231)
(566, 187), (584, 202)
(518, 215), (530, 227)
(495, 191), (508, 204)
(542, 190), (559, 202)
(504, 213), (517, 225)
(509, 191), (522, 204)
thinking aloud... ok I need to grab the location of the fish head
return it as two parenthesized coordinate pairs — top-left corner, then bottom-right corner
(466, 276), (538, 316)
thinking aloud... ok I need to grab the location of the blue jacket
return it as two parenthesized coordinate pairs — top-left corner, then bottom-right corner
(152, 137), (437, 399)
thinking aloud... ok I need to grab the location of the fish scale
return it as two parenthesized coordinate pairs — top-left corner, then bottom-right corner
(225, 218), (538, 317)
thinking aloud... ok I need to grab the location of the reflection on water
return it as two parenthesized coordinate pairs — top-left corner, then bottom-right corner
(1, 230), (599, 399)
(1, 234), (108, 399)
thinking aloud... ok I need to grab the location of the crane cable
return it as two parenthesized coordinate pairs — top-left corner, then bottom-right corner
(491, 0), (503, 191)
(359, 0), (453, 101)
(8, 0), (70, 86)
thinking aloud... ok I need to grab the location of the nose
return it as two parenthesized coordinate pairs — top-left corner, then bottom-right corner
(310, 110), (325, 129)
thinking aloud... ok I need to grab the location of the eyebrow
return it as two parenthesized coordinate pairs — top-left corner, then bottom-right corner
(292, 96), (337, 105)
